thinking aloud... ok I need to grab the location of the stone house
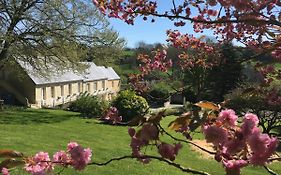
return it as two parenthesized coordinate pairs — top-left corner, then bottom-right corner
(0, 61), (120, 108)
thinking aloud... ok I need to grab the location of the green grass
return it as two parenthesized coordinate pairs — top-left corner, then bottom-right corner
(0, 108), (280, 175)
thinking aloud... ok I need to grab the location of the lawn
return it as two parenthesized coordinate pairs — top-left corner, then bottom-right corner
(0, 108), (280, 175)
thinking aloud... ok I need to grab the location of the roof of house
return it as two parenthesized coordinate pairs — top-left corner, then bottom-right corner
(17, 60), (120, 85)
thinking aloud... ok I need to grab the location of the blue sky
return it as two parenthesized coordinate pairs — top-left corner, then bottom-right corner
(108, 1), (214, 48)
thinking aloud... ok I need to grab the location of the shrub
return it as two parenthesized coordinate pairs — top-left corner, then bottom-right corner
(112, 90), (149, 122)
(148, 82), (172, 105)
(69, 93), (109, 118)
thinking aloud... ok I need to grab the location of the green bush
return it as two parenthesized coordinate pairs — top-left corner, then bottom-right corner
(148, 82), (172, 104)
(112, 90), (149, 122)
(69, 93), (109, 118)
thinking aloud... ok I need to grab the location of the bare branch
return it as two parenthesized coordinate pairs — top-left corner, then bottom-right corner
(89, 155), (211, 175)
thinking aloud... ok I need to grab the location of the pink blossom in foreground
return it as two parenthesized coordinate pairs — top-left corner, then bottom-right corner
(53, 151), (70, 166)
(1, 168), (9, 175)
(67, 142), (79, 152)
(158, 143), (182, 161)
(25, 152), (53, 175)
(203, 125), (227, 146)
(139, 123), (159, 141)
(69, 145), (92, 170)
(217, 109), (238, 127)
(241, 113), (259, 137)
(248, 129), (279, 165)
(223, 160), (248, 175)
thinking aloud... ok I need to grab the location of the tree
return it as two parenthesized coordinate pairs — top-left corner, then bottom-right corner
(0, 0), (122, 72)
(84, 29), (126, 66)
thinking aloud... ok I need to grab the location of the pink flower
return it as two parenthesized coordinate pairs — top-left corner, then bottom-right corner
(69, 145), (92, 170)
(218, 109), (238, 127)
(25, 152), (53, 175)
(67, 142), (79, 151)
(248, 129), (279, 165)
(128, 127), (136, 137)
(203, 125), (227, 146)
(53, 151), (70, 166)
(223, 160), (248, 175)
(241, 113), (259, 138)
(139, 123), (159, 141)
(158, 143), (182, 161)
(1, 168), (9, 175)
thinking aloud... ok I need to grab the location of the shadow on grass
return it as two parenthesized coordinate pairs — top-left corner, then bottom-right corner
(0, 109), (79, 125)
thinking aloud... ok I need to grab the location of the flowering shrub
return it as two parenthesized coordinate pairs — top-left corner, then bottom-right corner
(101, 106), (122, 124)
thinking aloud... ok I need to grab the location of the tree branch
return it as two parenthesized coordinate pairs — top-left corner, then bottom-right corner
(263, 166), (279, 175)
(89, 155), (211, 175)
(157, 124), (216, 155)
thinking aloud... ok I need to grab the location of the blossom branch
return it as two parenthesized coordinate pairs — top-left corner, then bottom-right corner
(131, 11), (281, 27)
(263, 166), (278, 175)
(157, 124), (216, 155)
(89, 155), (211, 175)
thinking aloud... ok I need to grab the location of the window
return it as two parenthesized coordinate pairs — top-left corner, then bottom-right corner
(94, 82), (98, 91)
(61, 85), (64, 96)
(112, 81), (114, 87)
(68, 84), (72, 95)
(78, 82), (81, 93)
(102, 80), (105, 90)
(86, 83), (90, 92)
(51, 87), (55, 98)
(42, 87), (46, 100)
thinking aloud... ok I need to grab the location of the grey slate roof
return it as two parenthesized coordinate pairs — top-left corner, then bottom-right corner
(17, 60), (120, 85)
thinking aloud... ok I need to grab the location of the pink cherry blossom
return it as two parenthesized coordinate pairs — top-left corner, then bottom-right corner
(69, 145), (92, 170)
(223, 160), (248, 175)
(203, 125), (228, 146)
(67, 142), (79, 151)
(158, 143), (182, 161)
(25, 152), (53, 175)
(241, 113), (259, 138)
(1, 168), (9, 175)
(53, 151), (70, 166)
(248, 129), (279, 165)
(218, 109), (238, 127)
(139, 123), (159, 141)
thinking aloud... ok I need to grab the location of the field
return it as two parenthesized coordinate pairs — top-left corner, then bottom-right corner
(0, 108), (280, 175)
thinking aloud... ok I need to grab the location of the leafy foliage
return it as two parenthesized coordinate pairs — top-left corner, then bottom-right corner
(148, 82), (173, 105)
(69, 93), (109, 118)
(112, 90), (149, 122)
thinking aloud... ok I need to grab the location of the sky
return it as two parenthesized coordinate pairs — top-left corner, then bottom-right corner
(107, 1), (214, 48)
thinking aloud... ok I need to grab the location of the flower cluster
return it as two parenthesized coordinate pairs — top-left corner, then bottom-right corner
(203, 109), (279, 175)
(101, 107), (122, 124)
(24, 142), (92, 175)
(1, 168), (9, 175)
(128, 123), (182, 163)
(93, 0), (281, 60)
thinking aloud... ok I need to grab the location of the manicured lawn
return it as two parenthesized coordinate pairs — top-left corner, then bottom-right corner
(0, 108), (280, 175)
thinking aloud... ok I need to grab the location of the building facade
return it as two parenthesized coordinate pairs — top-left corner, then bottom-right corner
(0, 61), (120, 108)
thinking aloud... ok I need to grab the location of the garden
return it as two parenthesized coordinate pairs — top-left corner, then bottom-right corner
(1, 0), (281, 175)
(0, 107), (280, 175)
